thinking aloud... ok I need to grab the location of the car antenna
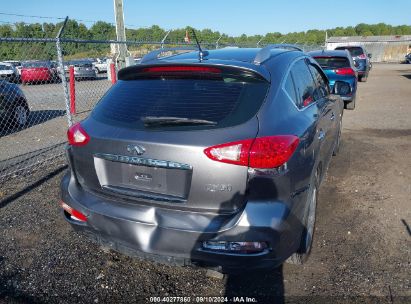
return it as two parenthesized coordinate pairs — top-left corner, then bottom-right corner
(191, 29), (207, 61)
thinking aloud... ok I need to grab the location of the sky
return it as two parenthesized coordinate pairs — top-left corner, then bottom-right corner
(1, 0), (411, 36)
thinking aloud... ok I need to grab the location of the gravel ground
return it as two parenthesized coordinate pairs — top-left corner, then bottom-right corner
(0, 63), (410, 303)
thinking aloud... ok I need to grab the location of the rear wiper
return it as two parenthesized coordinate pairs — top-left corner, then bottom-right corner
(142, 116), (217, 127)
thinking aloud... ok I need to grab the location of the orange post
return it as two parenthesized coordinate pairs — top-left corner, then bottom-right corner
(110, 63), (117, 84)
(69, 65), (76, 115)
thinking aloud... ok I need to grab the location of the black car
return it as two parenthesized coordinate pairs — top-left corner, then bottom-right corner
(0, 80), (30, 129)
(60, 45), (344, 272)
(335, 46), (371, 82)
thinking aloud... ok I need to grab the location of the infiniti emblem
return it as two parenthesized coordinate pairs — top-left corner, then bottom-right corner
(126, 144), (146, 155)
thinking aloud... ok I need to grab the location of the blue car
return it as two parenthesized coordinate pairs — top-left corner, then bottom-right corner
(309, 50), (358, 110)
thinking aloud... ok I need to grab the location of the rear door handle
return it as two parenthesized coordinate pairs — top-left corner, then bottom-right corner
(318, 129), (325, 141)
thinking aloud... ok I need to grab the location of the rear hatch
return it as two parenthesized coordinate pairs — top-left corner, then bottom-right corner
(70, 64), (270, 213)
(314, 56), (355, 87)
(335, 46), (367, 69)
(22, 67), (50, 79)
(73, 61), (93, 72)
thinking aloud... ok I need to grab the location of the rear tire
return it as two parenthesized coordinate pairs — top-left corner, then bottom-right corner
(333, 119), (342, 156)
(12, 104), (29, 128)
(345, 97), (356, 110)
(359, 75), (367, 82)
(287, 168), (319, 265)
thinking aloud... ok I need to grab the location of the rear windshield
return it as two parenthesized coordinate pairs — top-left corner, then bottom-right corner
(314, 57), (350, 69)
(92, 74), (269, 130)
(0, 65), (12, 70)
(335, 47), (364, 57)
(70, 61), (93, 67)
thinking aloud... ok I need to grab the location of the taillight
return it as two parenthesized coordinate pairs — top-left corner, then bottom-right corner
(142, 66), (221, 74)
(60, 201), (87, 222)
(335, 67), (356, 76)
(204, 135), (299, 169)
(67, 122), (90, 146)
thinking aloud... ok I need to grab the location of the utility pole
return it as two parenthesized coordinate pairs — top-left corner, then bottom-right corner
(113, 0), (128, 69)
(324, 31), (328, 49)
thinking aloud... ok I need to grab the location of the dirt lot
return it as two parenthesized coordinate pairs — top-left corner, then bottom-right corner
(0, 64), (410, 303)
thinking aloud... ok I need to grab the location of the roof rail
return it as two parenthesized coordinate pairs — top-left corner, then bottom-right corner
(140, 47), (198, 64)
(254, 44), (303, 65)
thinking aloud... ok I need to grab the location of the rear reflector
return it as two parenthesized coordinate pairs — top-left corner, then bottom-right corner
(67, 122), (90, 146)
(335, 67), (356, 76)
(60, 201), (87, 222)
(204, 135), (299, 169)
(142, 66), (221, 74)
(202, 241), (268, 254)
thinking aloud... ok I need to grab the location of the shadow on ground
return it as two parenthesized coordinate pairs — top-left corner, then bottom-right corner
(0, 109), (66, 138)
(224, 267), (284, 303)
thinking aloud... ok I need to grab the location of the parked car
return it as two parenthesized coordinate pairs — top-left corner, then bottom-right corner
(0, 80), (30, 128)
(92, 58), (108, 73)
(21, 61), (60, 84)
(405, 53), (411, 64)
(4, 60), (22, 77)
(334, 46), (371, 82)
(0, 62), (19, 83)
(60, 45), (344, 272)
(310, 50), (358, 110)
(67, 60), (97, 80)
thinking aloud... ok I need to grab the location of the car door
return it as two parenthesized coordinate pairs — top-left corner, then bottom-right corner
(291, 58), (329, 172)
(307, 60), (337, 166)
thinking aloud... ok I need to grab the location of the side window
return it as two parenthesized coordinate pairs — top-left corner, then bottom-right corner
(290, 59), (316, 108)
(308, 63), (329, 99)
(284, 73), (297, 106)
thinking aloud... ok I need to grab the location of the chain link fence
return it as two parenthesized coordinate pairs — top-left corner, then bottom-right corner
(0, 38), (68, 183)
(0, 35), (324, 185)
(326, 39), (411, 63)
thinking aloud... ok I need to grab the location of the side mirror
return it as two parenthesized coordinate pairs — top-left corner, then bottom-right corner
(368, 53), (372, 59)
(333, 81), (351, 96)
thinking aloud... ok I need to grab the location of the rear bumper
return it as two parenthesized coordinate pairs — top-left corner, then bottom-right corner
(340, 95), (354, 102)
(60, 171), (304, 272)
(75, 71), (97, 78)
(21, 75), (51, 82)
(357, 69), (368, 77)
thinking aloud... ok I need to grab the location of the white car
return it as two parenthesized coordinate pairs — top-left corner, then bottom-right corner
(0, 62), (19, 83)
(4, 60), (22, 76)
(92, 59), (108, 73)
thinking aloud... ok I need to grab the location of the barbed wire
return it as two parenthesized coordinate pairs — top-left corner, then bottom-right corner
(0, 11), (149, 30)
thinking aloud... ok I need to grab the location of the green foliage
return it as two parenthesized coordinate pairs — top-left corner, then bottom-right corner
(0, 21), (410, 60)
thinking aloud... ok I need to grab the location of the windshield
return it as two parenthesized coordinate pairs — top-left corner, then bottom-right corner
(92, 73), (269, 130)
(0, 65), (13, 71)
(22, 61), (51, 68)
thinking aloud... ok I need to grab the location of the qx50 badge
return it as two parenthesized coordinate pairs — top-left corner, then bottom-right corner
(126, 144), (146, 156)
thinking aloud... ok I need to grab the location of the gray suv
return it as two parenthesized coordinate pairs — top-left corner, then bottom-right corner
(60, 45), (343, 272)
(335, 45), (371, 82)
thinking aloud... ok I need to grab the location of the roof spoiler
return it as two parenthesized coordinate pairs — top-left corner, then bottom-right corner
(254, 44), (303, 65)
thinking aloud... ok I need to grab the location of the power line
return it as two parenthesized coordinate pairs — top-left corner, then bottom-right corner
(0, 11), (149, 29)
(0, 12), (65, 20)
